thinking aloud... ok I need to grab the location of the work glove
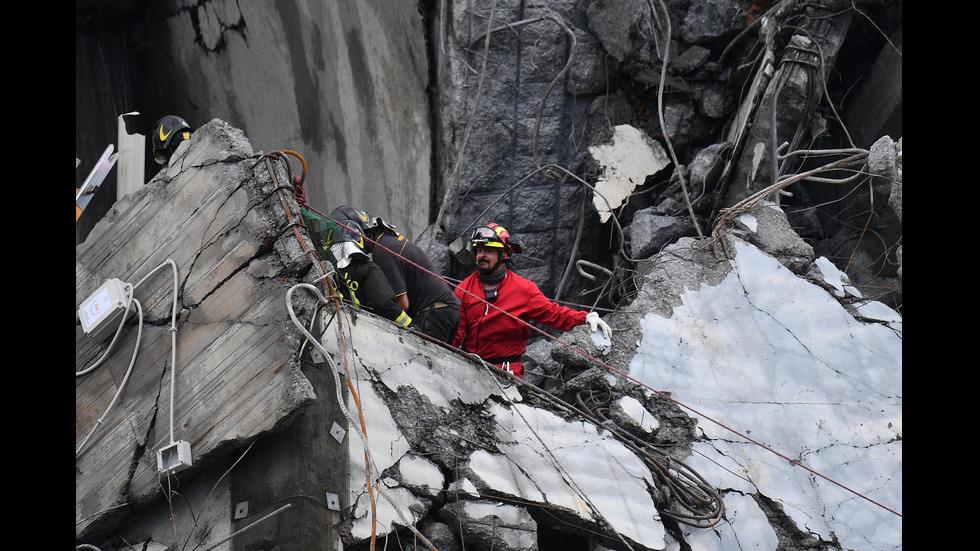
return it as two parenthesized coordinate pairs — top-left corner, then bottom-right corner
(585, 311), (612, 340)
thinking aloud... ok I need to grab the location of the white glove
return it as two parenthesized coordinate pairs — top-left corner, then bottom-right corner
(585, 311), (611, 339)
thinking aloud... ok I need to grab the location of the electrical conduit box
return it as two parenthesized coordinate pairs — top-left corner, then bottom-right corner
(157, 440), (193, 473)
(78, 278), (131, 342)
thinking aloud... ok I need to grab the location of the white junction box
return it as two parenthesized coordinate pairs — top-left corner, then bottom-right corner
(157, 440), (193, 473)
(78, 278), (130, 342)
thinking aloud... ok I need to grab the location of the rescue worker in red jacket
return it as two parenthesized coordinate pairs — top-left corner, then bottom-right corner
(452, 223), (612, 379)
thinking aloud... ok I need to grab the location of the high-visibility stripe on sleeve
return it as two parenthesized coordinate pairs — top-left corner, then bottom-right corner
(395, 311), (412, 328)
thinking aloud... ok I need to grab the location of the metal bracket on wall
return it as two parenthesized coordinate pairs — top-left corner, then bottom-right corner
(234, 501), (249, 519)
(325, 492), (341, 511)
(330, 421), (347, 443)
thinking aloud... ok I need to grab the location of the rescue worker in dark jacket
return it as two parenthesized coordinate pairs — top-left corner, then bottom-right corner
(452, 223), (611, 379)
(324, 207), (412, 329)
(331, 206), (460, 343)
(151, 115), (193, 167)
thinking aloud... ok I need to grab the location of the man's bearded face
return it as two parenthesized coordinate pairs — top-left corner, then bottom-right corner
(475, 246), (503, 275)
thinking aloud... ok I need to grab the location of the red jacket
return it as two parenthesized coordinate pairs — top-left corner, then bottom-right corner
(452, 269), (586, 376)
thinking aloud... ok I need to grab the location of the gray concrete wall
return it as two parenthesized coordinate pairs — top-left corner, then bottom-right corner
(143, 0), (432, 240)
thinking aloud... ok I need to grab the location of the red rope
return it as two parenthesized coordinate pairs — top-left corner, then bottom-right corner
(292, 177), (328, 217)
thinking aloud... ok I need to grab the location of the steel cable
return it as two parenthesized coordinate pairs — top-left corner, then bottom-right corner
(572, 388), (725, 528)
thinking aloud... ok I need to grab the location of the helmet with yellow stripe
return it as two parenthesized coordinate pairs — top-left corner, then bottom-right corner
(470, 223), (523, 256)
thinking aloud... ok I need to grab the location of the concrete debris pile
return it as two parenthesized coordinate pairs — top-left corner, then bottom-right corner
(76, 0), (901, 549)
(436, 0), (902, 316)
(76, 119), (900, 551)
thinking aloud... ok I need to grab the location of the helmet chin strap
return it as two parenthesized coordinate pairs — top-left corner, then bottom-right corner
(477, 251), (508, 282)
